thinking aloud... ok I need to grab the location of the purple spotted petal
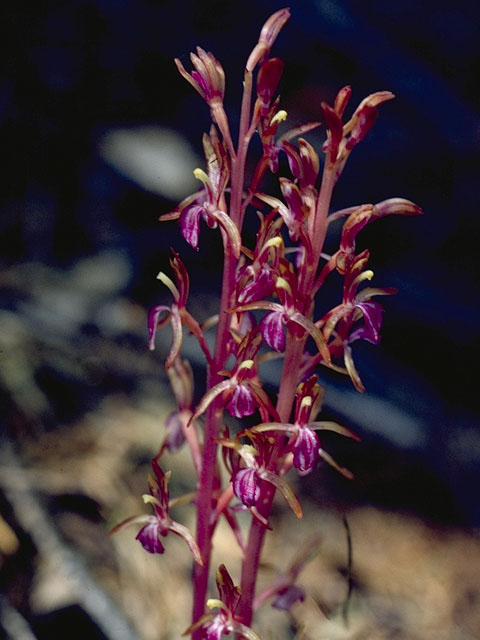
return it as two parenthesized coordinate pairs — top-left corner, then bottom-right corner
(291, 427), (319, 474)
(136, 519), (165, 554)
(226, 384), (256, 418)
(233, 468), (261, 507)
(260, 310), (286, 352)
(204, 616), (228, 640)
(180, 204), (203, 250)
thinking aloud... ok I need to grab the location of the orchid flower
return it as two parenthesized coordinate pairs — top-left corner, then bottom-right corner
(219, 429), (302, 526)
(111, 458), (202, 564)
(189, 330), (279, 422)
(236, 270), (331, 364)
(318, 251), (396, 391)
(160, 127), (241, 257)
(252, 375), (359, 477)
(184, 565), (261, 640)
(147, 250), (212, 369)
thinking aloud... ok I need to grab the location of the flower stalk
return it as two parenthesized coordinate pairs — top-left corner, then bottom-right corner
(112, 8), (421, 638)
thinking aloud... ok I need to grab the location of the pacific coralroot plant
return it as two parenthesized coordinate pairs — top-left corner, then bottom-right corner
(113, 8), (422, 639)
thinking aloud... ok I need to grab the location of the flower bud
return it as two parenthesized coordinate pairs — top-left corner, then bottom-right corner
(257, 58), (284, 114)
(175, 47), (225, 105)
(246, 8), (290, 71)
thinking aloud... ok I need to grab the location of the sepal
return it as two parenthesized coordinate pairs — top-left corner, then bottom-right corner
(260, 470), (303, 519)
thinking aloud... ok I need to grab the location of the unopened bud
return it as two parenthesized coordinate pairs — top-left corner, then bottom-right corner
(246, 8), (291, 71)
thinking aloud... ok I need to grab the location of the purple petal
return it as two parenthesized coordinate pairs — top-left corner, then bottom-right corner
(291, 427), (319, 474)
(136, 520), (165, 554)
(260, 310), (286, 352)
(281, 140), (302, 180)
(233, 468), (261, 508)
(226, 384), (256, 418)
(279, 178), (305, 240)
(204, 616), (228, 640)
(180, 205), (203, 250)
(350, 301), (383, 344)
(272, 585), (305, 610)
(237, 267), (274, 304)
(164, 411), (186, 451)
(147, 305), (170, 351)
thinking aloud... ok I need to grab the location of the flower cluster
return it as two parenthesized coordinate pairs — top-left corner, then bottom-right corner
(112, 8), (421, 639)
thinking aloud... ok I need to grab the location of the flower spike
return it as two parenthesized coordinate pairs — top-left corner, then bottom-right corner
(144, 9), (422, 636)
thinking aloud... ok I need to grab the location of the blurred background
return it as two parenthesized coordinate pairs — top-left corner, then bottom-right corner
(1, 1), (480, 638)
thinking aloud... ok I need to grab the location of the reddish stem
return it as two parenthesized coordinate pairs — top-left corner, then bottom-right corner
(191, 66), (254, 637)
(191, 248), (236, 635)
(237, 162), (336, 626)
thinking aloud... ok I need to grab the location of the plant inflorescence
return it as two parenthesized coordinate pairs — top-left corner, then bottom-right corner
(112, 8), (421, 639)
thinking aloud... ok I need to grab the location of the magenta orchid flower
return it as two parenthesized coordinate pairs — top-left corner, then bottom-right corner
(110, 458), (202, 564)
(246, 8), (291, 72)
(236, 271), (331, 364)
(251, 91), (320, 189)
(161, 357), (195, 453)
(174, 48), (235, 155)
(235, 210), (284, 305)
(327, 198), (423, 276)
(318, 250), (396, 391)
(189, 330), (279, 423)
(147, 251), (212, 369)
(256, 57), (284, 117)
(218, 429), (302, 527)
(160, 127), (240, 256)
(252, 375), (359, 477)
